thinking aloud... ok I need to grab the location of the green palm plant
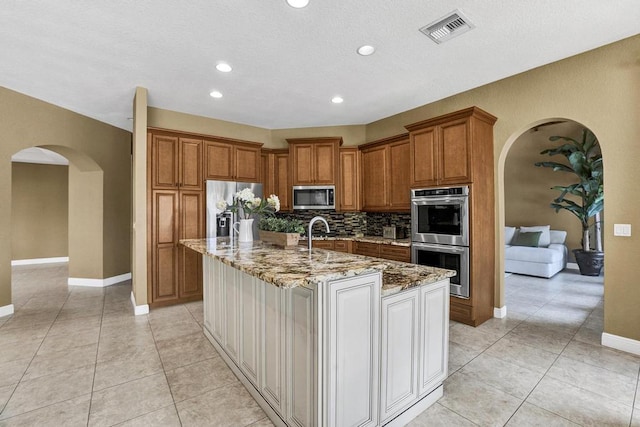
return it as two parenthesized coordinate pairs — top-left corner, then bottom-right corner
(534, 128), (603, 252)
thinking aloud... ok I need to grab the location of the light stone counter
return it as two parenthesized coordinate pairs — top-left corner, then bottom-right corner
(181, 238), (455, 296)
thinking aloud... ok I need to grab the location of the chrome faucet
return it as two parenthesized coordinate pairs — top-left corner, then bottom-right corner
(308, 216), (330, 252)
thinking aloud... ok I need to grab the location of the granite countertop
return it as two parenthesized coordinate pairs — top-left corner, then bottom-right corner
(181, 238), (455, 296)
(301, 235), (412, 247)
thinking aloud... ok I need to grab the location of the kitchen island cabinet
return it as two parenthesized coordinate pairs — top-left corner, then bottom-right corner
(183, 239), (454, 427)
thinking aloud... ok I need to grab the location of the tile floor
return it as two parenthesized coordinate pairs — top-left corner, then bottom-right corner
(0, 263), (638, 426)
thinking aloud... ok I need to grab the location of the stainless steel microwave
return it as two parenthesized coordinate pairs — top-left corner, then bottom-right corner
(292, 185), (335, 210)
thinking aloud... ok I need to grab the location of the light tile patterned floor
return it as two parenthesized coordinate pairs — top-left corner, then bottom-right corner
(0, 263), (638, 426)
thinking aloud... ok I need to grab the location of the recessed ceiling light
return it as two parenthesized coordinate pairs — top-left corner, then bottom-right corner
(357, 45), (376, 56)
(332, 96), (344, 104)
(216, 63), (232, 73)
(210, 91), (223, 99)
(286, 0), (309, 8)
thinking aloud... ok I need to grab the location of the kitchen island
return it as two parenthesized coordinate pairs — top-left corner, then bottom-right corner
(181, 238), (455, 427)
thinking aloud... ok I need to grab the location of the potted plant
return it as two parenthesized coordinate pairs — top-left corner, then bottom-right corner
(216, 190), (280, 243)
(535, 128), (604, 276)
(258, 217), (305, 249)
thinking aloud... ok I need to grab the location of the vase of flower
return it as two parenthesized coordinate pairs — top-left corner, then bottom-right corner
(233, 218), (254, 243)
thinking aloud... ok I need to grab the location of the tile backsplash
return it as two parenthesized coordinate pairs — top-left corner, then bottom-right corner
(276, 210), (411, 237)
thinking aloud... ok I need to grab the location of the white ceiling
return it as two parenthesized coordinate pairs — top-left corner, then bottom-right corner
(1, 1), (639, 132)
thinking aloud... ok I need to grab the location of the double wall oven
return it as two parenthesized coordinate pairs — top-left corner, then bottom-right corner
(411, 186), (470, 298)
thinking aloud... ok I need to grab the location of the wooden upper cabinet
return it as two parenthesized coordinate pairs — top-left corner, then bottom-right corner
(360, 134), (410, 212)
(406, 107), (497, 188)
(274, 151), (291, 211)
(439, 119), (470, 185)
(179, 138), (203, 190)
(151, 135), (202, 190)
(204, 138), (262, 182)
(287, 137), (342, 186)
(388, 138), (411, 210)
(151, 135), (179, 189)
(409, 127), (438, 187)
(361, 144), (388, 211)
(339, 148), (360, 212)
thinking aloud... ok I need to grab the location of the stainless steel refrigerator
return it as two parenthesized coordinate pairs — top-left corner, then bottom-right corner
(206, 180), (263, 239)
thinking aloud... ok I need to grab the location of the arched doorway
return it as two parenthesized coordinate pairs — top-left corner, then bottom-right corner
(497, 118), (604, 316)
(8, 145), (105, 312)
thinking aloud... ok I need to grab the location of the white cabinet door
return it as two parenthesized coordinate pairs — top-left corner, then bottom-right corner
(203, 257), (214, 334)
(224, 264), (240, 363)
(239, 271), (261, 387)
(325, 273), (380, 427)
(207, 258), (225, 343)
(261, 281), (286, 416)
(286, 286), (316, 427)
(380, 288), (420, 423)
(418, 280), (449, 396)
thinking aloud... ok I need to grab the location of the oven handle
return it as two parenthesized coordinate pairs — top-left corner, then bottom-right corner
(412, 242), (467, 253)
(410, 195), (468, 204)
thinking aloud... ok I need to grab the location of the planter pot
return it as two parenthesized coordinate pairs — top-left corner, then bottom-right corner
(572, 249), (604, 276)
(259, 230), (300, 249)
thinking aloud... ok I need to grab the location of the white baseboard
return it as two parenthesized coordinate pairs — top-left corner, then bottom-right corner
(0, 304), (14, 318)
(494, 305), (507, 319)
(68, 272), (132, 288)
(11, 257), (69, 266)
(566, 262), (578, 270)
(130, 291), (149, 316)
(602, 332), (640, 356)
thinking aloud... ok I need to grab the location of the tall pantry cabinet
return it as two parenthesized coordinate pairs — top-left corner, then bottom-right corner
(148, 130), (205, 307)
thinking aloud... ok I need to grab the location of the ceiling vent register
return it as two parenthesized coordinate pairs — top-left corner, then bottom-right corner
(420, 10), (474, 44)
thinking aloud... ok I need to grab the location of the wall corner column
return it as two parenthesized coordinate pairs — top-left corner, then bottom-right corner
(132, 86), (149, 314)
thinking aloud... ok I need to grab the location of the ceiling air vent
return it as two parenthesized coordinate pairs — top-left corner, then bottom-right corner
(420, 10), (474, 44)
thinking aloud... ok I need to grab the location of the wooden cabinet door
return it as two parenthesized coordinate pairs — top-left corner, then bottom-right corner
(151, 190), (179, 302)
(314, 142), (337, 184)
(380, 288), (420, 422)
(179, 138), (203, 190)
(204, 141), (234, 180)
(410, 127), (438, 187)
(418, 281), (449, 396)
(438, 118), (471, 184)
(353, 241), (380, 258)
(291, 144), (314, 185)
(178, 191), (203, 299)
(312, 240), (334, 250)
(151, 135), (178, 189)
(379, 245), (411, 263)
(388, 139), (411, 211)
(260, 151), (275, 197)
(235, 145), (260, 182)
(275, 152), (291, 211)
(224, 265), (240, 363)
(361, 146), (388, 211)
(339, 148), (359, 211)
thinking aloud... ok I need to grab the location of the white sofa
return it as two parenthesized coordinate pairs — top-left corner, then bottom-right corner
(504, 226), (568, 278)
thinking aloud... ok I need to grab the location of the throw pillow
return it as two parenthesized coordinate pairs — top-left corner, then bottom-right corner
(512, 231), (543, 247)
(505, 226), (516, 245)
(520, 225), (551, 247)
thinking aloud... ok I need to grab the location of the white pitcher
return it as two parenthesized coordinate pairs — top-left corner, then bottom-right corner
(233, 218), (254, 243)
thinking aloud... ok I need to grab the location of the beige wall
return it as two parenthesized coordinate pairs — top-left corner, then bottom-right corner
(366, 35), (640, 341)
(148, 107), (271, 147)
(505, 122), (586, 257)
(11, 163), (68, 260)
(0, 86), (132, 309)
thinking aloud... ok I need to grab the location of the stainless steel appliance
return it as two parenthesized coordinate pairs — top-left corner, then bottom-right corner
(411, 186), (470, 298)
(382, 226), (406, 240)
(206, 180), (263, 239)
(292, 185), (335, 210)
(411, 186), (469, 245)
